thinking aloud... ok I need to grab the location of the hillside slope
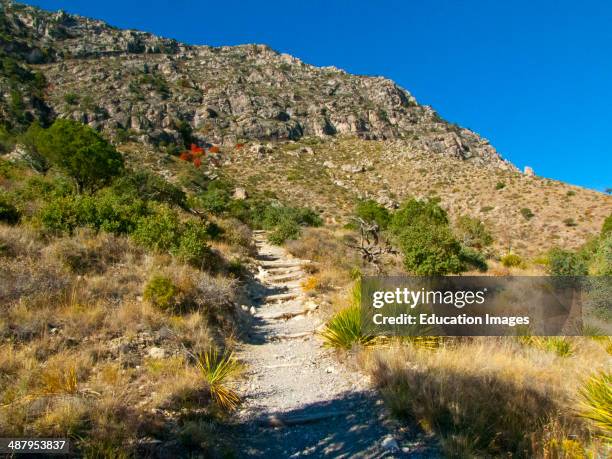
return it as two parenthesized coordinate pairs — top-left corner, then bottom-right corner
(1, 0), (610, 255)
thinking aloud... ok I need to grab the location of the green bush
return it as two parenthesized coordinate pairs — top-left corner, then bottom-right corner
(63, 93), (78, 105)
(390, 197), (448, 234)
(110, 170), (186, 208)
(172, 220), (212, 267)
(267, 219), (300, 245)
(547, 248), (588, 276)
(15, 175), (73, 201)
(455, 215), (493, 250)
(495, 181), (505, 190)
(500, 253), (523, 268)
(144, 275), (177, 310)
(588, 233), (612, 276)
(355, 199), (390, 229)
(602, 214), (612, 237)
(563, 218), (577, 227)
(32, 119), (124, 192)
(259, 204), (322, 230)
(390, 198), (486, 275)
(196, 187), (232, 215)
(396, 224), (467, 275)
(520, 207), (534, 220)
(36, 194), (97, 234)
(36, 191), (147, 235)
(91, 189), (147, 234)
(132, 205), (181, 251)
(0, 194), (20, 224)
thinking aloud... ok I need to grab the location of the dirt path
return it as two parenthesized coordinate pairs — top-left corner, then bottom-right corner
(232, 231), (436, 458)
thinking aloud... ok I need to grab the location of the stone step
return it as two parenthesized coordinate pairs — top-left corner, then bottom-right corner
(265, 265), (303, 275)
(267, 280), (302, 290)
(264, 291), (300, 303)
(267, 271), (305, 283)
(259, 259), (308, 268)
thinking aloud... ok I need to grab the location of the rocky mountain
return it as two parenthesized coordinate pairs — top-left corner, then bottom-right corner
(1, 0), (514, 169)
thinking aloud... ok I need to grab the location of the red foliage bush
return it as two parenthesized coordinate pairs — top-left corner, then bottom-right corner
(190, 143), (204, 154)
(235, 143), (244, 149)
(209, 145), (220, 153)
(179, 151), (192, 161)
(193, 157), (202, 168)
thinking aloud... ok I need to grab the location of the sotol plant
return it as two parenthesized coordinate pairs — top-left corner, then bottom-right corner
(196, 348), (241, 411)
(321, 279), (374, 349)
(577, 371), (612, 441)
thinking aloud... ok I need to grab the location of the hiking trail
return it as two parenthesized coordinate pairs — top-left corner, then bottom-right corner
(233, 230), (436, 458)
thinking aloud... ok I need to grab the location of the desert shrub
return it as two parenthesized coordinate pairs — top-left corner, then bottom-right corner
(36, 194), (97, 235)
(63, 93), (78, 105)
(355, 199), (390, 229)
(196, 187), (232, 215)
(31, 119), (124, 193)
(132, 205), (181, 251)
(389, 197), (448, 233)
(259, 204), (322, 230)
(390, 198), (487, 275)
(455, 215), (493, 250)
(459, 247), (488, 272)
(144, 275), (178, 310)
(563, 217), (577, 227)
(589, 233), (612, 276)
(267, 219), (300, 245)
(172, 220), (212, 267)
(501, 252), (523, 268)
(89, 189), (147, 234)
(36, 191), (147, 236)
(110, 170), (186, 208)
(321, 304), (373, 349)
(547, 248), (588, 276)
(495, 181), (506, 190)
(480, 205), (494, 212)
(602, 214), (612, 236)
(520, 207), (535, 220)
(15, 175), (73, 201)
(218, 218), (255, 255)
(566, 190), (576, 197)
(396, 225), (464, 275)
(0, 194), (20, 224)
(43, 232), (128, 274)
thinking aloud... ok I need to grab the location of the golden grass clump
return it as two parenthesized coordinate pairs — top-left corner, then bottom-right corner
(365, 338), (610, 457)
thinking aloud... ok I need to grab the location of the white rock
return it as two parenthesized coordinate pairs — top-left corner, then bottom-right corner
(233, 187), (248, 200)
(147, 347), (166, 359)
(381, 435), (399, 452)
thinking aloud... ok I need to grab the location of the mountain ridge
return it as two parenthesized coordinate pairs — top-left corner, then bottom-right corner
(0, 0), (516, 170)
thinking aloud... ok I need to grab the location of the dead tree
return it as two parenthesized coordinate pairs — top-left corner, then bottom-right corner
(346, 217), (397, 274)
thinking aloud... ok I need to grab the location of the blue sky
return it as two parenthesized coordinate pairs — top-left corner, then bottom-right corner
(22, 0), (612, 191)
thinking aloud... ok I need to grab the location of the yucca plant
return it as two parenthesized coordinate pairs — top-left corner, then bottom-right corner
(577, 371), (612, 441)
(196, 348), (241, 411)
(321, 279), (375, 349)
(320, 304), (375, 349)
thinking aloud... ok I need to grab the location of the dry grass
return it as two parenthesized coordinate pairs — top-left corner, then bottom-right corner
(0, 223), (244, 454)
(364, 338), (610, 457)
